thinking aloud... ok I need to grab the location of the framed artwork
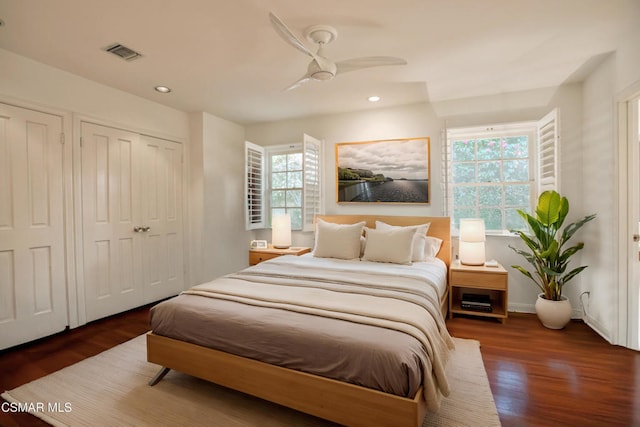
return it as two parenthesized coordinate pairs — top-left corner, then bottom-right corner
(336, 137), (430, 204)
(250, 240), (268, 249)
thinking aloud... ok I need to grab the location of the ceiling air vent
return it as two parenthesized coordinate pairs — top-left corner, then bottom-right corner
(104, 43), (142, 61)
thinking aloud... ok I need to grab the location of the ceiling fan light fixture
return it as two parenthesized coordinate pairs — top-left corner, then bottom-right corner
(311, 70), (335, 81)
(154, 85), (172, 93)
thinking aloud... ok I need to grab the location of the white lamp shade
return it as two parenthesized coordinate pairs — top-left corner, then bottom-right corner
(459, 218), (486, 265)
(459, 218), (486, 242)
(272, 214), (292, 249)
(459, 241), (486, 266)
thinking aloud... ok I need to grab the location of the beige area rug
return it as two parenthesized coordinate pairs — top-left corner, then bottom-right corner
(2, 335), (500, 427)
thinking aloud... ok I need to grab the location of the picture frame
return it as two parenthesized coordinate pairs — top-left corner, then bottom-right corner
(336, 137), (430, 204)
(250, 240), (268, 249)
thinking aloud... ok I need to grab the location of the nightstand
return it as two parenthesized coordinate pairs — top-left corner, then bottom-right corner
(449, 260), (508, 323)
(249, 245), (311, 265)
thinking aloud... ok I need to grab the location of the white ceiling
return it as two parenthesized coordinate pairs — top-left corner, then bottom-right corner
(0, 0), (630, 125)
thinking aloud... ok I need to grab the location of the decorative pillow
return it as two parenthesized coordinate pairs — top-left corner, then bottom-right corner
(424, 236), (443, 258)
(312, 220), (365, 260)
(375, 221), (431, 262)
(362, 226), (415, 265)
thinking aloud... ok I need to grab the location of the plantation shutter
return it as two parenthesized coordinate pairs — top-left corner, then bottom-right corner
(302, 134), (323, 232)
(245, 141), (265, 230)
(441, 125), (452, 218)
(537, 109), (559, 194)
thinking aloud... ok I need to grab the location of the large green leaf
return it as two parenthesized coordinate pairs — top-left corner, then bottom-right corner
(536, 191), (562, 226)
(560, 214), (597, 246)
(557, 196), (569, 229)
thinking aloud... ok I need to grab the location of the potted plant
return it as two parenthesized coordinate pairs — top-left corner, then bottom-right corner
(509, 190), (596, 329)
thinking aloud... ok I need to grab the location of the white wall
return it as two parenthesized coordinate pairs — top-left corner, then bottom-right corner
(246, 85), (588, 317)
(581, 58), (616, 340)
(576, 0), (640, 344)
(0, 49), (189, 139)
(191, 112), (251, 282)
(247, 102), (443, 246)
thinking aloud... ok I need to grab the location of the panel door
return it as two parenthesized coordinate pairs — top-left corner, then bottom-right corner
(139, 135), (184, 301)
(0, 103), (67, 349)
(81, 122), (144, 322)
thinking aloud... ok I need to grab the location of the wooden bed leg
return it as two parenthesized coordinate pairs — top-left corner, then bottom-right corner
(148, 366), (171, 386)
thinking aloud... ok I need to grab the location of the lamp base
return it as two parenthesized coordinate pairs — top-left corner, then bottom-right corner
(460, 260), (485, 266)
(273, 245), (290, 249)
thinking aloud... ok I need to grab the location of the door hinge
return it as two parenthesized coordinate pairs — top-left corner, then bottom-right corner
(60, 133), (65, 144)
(80, 136), (83, 148)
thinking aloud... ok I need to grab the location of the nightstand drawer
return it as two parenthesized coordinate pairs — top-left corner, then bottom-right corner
(451, 270), (507, 290)
(249, 252), (281, 265)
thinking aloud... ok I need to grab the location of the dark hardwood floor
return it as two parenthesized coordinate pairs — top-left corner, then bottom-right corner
(1, 307), (638, 426)
(447, 313), (640, 427)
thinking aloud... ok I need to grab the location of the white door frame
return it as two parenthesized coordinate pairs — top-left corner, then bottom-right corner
(0, 96), (75, 342)
(616, 83), (640, 350)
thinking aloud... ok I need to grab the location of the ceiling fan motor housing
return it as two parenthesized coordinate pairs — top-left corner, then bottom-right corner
(307, 59), (337, 80)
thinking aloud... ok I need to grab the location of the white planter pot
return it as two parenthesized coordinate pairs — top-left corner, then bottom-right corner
(534, 293), (572, 329)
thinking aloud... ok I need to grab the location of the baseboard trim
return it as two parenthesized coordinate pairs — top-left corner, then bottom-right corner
(508, 302), (585, 319)
(584, 314), (613, 344)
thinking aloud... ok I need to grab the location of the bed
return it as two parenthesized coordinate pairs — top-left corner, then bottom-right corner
(147, 215), (452, 427)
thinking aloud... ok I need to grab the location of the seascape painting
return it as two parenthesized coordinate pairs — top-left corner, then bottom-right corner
(336, 137), (430, 203)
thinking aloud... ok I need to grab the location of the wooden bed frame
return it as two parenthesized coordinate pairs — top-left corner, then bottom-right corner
(147, 215), (451, 427)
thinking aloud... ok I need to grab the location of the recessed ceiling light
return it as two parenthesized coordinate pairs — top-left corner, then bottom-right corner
(154, 86), (171, 93)
(368, 95), (381, 102)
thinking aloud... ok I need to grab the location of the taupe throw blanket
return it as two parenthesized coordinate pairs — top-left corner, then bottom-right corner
(184, 256), (454, 411)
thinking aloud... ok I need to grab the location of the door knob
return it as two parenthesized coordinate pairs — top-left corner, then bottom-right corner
(134, 226), (143, 233)
(142, 226), (151, 232)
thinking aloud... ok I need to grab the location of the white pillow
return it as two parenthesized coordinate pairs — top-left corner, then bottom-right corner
(362, 226), (415, 265)
(375, 221), (431, 262)
(424, 236), (443, 258)
(313, 220), (365, 260)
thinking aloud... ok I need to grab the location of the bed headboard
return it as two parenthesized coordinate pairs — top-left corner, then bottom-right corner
(315, 215), (451, 267)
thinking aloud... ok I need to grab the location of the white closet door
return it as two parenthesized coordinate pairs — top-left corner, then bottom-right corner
(139, 135), (184, 301)
(81, 122), (144, 322)
(0, 103), (67, 349)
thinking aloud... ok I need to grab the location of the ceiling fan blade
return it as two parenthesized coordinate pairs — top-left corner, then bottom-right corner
(284, 74), (313, 91)
(269, 12), (316, 59)
(335, 56), (407, 74)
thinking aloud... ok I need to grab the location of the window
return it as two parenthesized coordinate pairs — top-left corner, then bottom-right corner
(445, 109), (558, 233)
(245, 134), (323, 231)
(270, 147), (303, 229)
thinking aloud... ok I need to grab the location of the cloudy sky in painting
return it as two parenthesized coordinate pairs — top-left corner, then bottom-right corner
(337, 139), (429, 180)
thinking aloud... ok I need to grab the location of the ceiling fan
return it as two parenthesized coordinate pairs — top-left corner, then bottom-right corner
(269, 12), (407, 91)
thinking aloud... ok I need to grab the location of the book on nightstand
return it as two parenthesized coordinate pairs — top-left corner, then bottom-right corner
(461, 293), (493, 312)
